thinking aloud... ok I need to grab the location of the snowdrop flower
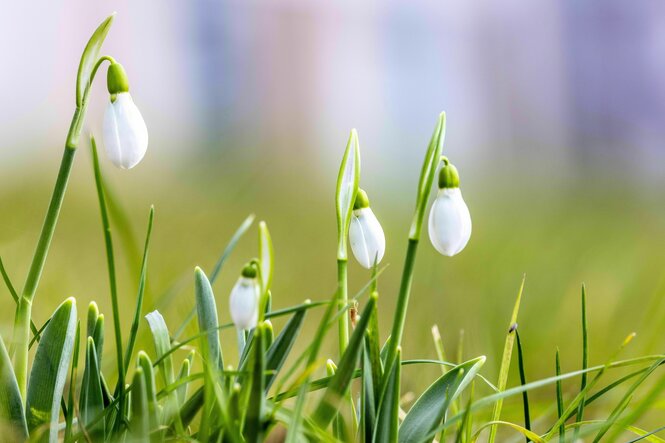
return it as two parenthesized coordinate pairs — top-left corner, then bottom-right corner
(229, 264), (260, 330)
(428, 157), (472, 256)
(102, 63), (148, 169)
(349, 189), (386, 269)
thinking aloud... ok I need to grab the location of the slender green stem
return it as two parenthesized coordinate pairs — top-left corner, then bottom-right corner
(384, 238), (419, 378)
(91, 140), (126, 430)
(11, 144), (77, 399)
(337, 259), (349, 355)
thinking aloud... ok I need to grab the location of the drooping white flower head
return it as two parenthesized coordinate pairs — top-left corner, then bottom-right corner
(102, 63), (148, 169)
(229, 264), (260, 330)
(428, 157), (471, 256)
(349, 189), (386, 269)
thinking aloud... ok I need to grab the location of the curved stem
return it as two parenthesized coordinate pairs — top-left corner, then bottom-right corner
(383, 238), (419, 381)
(11, 54), (112, 400)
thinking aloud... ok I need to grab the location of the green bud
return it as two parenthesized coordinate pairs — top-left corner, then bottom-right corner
(438, 156), (460, 189)
(326, 359), (337, 376)
(241, 263), (258, 279)
(353, 188), (370, 210)
(107, 63), (130, 97)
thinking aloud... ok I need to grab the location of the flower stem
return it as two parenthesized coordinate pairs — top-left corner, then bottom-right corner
(337, 259), (349, 355)
(12, 142), (77, 399)
(384, 238), (419, 379)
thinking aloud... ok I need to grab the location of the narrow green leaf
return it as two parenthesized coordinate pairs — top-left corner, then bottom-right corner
(488, 275), (525, 443)
(336, 129), (360, 260)
(373, 348), (401, 443)
(0, 335), (27, 439)
(26, 297), (77, 442)
(176, 351), (194, 406)
(555, 348), (565, 442)
(124, 206), (155, 370)
(515, 330), (531, 441)
(76, 14), (115, 106)
(265, 304), (307, 391)
(313, 293), (377, 427)
(129, 367), (150, 440)
(194, 267), (223, 370)
(92, 314), (105, 369)
(80, 338), (104, 439)
(408, 112), (446, 240)
(398, 356), (486, 443)
(362, 344), (377, 443)
(258, 221), (274, 296)
(573, 284), (589, 442)
(471, 421), (545, 443)
(245, 322), (267, 442)
(0, 257), (39, 339)
(210, 214), (256, 284)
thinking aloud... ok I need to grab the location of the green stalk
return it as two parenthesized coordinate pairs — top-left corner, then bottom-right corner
(383, 238), (418, 376)
(12, 139), (78, 399)
(383, 112), (445, 382)
(337, 259), (349, 354)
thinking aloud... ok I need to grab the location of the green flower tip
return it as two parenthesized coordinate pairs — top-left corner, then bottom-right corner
(88, 301), (99, 316)
(438, 157), (460, 189)
(326, 359), (337, 375)
(241, 263), (257, 279)
(107, 62), (130, 97)
(354, 188), (370, 209)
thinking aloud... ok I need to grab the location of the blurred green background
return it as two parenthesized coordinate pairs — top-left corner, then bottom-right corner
(1, 0), (665, 433)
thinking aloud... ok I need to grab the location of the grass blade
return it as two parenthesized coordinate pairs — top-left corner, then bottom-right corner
(514, 329), (531, 441)
(0, 257), (38, 339)
(128, 368), (150, 440)
(91, 136), (126, 427)
(555, 348), (565, 442)
(265, 304), (307, 391)
(124, 206), (155, 370)
(488, 275), (525, 443)
(26, 297), (77, 441)
(573, 284), (588, 442)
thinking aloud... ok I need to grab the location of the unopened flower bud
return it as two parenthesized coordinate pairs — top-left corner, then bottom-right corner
(349, 189), (386, 269)
(229, 264), (260, 330)
(102, 63), (148, 169)
(428, 157), (471, 256)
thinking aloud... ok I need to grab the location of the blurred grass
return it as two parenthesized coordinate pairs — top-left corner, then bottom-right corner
(1, 145), (665, 432)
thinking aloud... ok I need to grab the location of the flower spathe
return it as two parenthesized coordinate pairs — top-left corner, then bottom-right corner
(229, 275), (260, 331)
(427, 158), (471, 256)
(103, 92), (149, 169)
(350, 207), (386, 268)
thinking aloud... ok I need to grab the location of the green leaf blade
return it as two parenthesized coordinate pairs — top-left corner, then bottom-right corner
(398, 356), (486, 443)
(26, 297), (77, 442)
(194, 267), (222, 370)
(0, 335), (27, 439)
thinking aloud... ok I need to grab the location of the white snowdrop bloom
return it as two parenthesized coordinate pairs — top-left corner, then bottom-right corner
(428, 158), (472, 256)
(229, 266), (260, 330)
(349, 189), (385, 268)
(102, 63), (148, 169)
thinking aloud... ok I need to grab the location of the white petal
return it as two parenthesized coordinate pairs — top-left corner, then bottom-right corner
(428, 188), (472, 256)
(229, 277), (259, 330)
(349, 207), (386, 268)
(102, 93), (148, 169)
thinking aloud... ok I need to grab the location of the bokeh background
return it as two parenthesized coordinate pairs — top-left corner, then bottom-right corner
(1, 0), (665, 434)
